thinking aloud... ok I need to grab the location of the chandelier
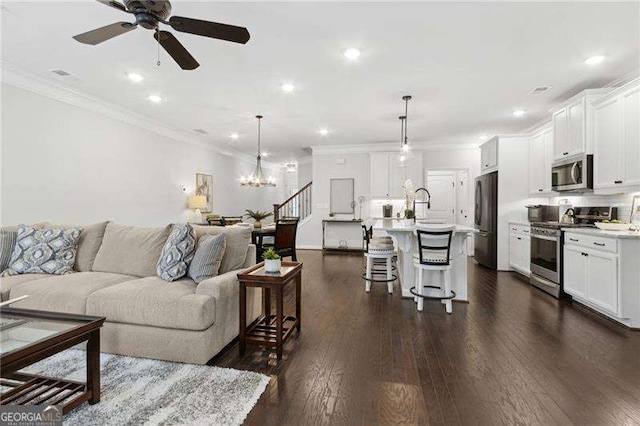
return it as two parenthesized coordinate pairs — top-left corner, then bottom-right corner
(240, 115), (276, 187)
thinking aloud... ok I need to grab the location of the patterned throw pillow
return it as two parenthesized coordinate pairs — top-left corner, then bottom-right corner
(0, 230), (17, 271)
(3, 225), (83, 276)
(156, 223), (197, 282)
(188, 234), (226, 284)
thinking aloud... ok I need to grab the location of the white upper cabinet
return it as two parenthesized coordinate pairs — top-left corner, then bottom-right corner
(592, 78), (640, 192)
(480, 138), (498, 174)
(528, 126), (554, 195)
(370, 152), (423, 199)
(370, 153), (390, 198)
(551, 89), (610, 161)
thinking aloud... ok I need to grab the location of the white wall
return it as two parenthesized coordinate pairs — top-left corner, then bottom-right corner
(297, 156), (312, 189)
(0, 83), (286, 227)
(297, 152), (370, 248)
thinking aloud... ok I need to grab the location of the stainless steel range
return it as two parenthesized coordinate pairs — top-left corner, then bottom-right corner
(529, 206), (617, 298)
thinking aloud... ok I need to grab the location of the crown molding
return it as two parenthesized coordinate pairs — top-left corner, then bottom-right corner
(310, 141), (479, 155)
(0, 61), (271, 166)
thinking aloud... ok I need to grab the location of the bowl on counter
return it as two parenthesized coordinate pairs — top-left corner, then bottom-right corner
(595, 222), (631, 231)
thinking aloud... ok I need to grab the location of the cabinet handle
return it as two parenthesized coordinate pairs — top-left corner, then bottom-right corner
(614, 180), (623, 184)
(569, 238), (579, 242)
(538, 189), (543, 192)
(582, 252), (588, 256)
(512, 228), (517, 231)
(593, 242), (605, 247)
(485, 164), (489, 167)
(563, 152), (569, 156)
(517, 237), (522, 240)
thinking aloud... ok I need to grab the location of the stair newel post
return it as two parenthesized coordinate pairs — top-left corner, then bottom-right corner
(273, 204), (280, 222)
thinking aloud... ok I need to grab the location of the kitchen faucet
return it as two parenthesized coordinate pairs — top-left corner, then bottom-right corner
(413, 187), (431, 222)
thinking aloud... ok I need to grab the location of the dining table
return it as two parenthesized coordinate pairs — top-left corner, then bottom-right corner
(251, 225), (276, 263)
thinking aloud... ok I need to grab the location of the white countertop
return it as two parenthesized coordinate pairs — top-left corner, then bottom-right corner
(562, 227), (640, 239)
(509, 220), (530, 227)
(373, 220), (476, 233)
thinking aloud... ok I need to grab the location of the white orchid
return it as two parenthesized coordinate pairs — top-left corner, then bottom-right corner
(403, 179), (417, 202)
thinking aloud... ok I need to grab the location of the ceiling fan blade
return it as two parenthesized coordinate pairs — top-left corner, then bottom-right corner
(154, 30), (199, 70)
(73, 22), (137, 45)
(95, 0), (130, 13)
(168, 16), (250, 44)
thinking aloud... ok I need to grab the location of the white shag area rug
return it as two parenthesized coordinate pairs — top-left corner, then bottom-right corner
(16, 349), (270, 426)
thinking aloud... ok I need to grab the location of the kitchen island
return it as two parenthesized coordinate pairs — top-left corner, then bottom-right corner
(372, 220), (476, 301)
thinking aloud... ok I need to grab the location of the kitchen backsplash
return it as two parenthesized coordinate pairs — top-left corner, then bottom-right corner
(550, 192), (640, 221)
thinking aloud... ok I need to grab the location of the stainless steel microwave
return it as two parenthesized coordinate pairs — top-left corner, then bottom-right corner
(551, 154), (593, 192)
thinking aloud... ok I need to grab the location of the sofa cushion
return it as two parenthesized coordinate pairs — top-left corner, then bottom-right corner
(191, 225), (251, 274)
(86, 276), (216, 331)
(0, 273), (49, 301)
(188, 233), (226, 284)
(92, 223), (171, 277)
(3, 225), (82, 276)
(9, 272), (135, 315)
(49, 222), (109, 272)
(0, 230), (17, 271)
(157, 223), (196, 282)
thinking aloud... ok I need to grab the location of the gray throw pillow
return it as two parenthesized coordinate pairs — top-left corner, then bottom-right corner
(188, 234), (226, 284)
(3, 225), (83, 276)
(0, 230), (17, 271)
(157, 223), (197, 282)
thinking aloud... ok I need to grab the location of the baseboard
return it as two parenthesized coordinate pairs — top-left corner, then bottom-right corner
(297, 245), (322, 250)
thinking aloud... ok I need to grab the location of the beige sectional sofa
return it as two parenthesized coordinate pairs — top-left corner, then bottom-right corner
(0, 222), (261, 364)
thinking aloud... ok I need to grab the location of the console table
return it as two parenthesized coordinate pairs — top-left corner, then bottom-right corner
(322, 219), (363, 252)
(237, 261), (302, 360)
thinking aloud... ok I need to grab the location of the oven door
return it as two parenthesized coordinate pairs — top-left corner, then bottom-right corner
(530, 233), (560, 283)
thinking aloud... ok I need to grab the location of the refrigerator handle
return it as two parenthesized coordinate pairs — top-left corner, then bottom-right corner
(475, 180), (482, 226)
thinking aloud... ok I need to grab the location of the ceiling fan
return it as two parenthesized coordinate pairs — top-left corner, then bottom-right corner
(73, 0), (250, 70)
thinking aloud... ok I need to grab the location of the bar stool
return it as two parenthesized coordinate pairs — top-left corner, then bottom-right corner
(362, 225), (396, 294)
(411, 224), (456, 314)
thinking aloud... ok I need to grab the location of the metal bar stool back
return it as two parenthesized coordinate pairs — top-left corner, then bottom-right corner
(412, 224), (456, 313)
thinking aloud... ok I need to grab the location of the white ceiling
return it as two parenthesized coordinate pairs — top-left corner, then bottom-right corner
(1, 1), (639, 162)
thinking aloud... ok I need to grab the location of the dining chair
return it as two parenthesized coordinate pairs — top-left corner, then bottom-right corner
(261, 218), (299, 261)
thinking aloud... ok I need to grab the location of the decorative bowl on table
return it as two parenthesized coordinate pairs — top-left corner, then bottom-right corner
(595, 222), (631, 231)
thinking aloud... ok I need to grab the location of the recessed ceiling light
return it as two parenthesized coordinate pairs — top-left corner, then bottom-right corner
(281, 83), (295, 93)
(319, 128), (329, 136)
(585, 55), (605, 65)
(230, 133), (239, 140)
(343, 48), (361, 61)
(148, 94), (162, 103)
(127, 73), (144, 82)
(512, 109), (526, 117)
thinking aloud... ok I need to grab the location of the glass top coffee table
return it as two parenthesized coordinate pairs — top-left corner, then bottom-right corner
(0, 307), (105, 414)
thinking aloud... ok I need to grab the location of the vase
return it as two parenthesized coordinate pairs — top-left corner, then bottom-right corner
(264, 259), (281, 273)
(254, 220), (262, 229)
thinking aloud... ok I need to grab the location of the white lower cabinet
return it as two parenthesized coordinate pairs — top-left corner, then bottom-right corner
(563, 245), (587, 299)
(585, 249), (618, 315)
(509, 224), (530, 275)
(564, 232), (620, 318)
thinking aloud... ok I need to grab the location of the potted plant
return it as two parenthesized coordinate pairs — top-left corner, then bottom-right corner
(262, 247), (281, 273)
(245, 209), (273, 229)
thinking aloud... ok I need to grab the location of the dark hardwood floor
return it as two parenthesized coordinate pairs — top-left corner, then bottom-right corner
(213, 250), (640, 425)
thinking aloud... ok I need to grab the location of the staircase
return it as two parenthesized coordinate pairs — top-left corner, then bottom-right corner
(273, 181), (312, 222)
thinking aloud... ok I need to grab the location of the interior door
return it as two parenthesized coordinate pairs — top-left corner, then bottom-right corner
(422, 171), (455, 223)
(458, 170), (470, 225)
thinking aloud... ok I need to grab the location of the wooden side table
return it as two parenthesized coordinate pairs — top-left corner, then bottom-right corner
(237, 261), (302, 360)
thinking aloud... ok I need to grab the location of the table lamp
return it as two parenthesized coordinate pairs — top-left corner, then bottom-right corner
(188, 195), (208, 218)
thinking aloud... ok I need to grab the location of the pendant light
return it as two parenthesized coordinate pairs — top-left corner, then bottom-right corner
(240, 115), (276, 187)
(397, 95), (413, 164)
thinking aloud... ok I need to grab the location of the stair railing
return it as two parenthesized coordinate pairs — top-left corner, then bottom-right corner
(273, 181), (312, 222)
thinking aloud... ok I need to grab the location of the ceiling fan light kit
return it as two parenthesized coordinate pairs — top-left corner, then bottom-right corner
(73, 0), (250, 70)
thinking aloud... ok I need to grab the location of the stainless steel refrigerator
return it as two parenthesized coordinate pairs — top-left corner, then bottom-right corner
(474, 171), (497, 269)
